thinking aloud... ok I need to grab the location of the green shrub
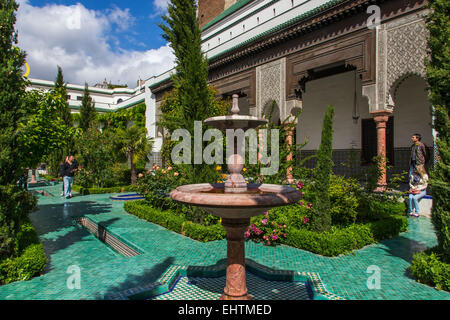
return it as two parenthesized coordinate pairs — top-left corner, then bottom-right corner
(410, 249), (450, 291)
(0, 185), (37, 260)
(328, 175), (359, 226)
(72, 185), (139, 195)
(0, 244), (47, 285)
(124, 201), (225, 242)
(357, 195), (406, 222)
(283, 215), (408, 257)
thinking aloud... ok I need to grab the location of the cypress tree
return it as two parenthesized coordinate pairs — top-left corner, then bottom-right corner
(159, 0), (210, 133)
(310, 106), (335, 232)
(0, 0), (27, 185)
(54, 66), (73, 127)
(426, 0), (449, 262)
(79, 82), (97, 132)
(159, 0), (225, 183)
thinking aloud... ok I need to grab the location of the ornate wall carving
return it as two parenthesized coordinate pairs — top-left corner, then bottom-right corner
(256, 58), (286, 120)
(376, 10), (429, 110)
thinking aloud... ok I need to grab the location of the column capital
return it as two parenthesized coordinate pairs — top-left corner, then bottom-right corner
(370, 109), (393, 127)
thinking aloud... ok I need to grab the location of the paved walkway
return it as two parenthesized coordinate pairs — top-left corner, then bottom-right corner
(0, 184), (448, 300)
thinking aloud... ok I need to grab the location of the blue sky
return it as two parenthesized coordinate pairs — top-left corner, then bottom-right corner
(17, 0), (175, 87)
(27, 0), (168, 51)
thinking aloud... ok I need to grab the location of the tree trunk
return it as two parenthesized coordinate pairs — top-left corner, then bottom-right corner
(130, 154), (137, 186)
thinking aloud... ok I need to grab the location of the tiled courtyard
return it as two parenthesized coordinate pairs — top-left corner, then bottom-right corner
(0, 184), (449, 300)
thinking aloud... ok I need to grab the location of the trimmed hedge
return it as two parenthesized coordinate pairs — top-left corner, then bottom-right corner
(284, 215), (408, 257)
(124, 201), (226, 242)
(72, 185), (139, 195)
(0, 218), (47, 285)
(410, 249), (450, 292)
(125, 200), (408, 256)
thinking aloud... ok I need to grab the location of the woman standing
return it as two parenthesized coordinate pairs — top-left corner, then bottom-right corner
(408, 165), (429, 218)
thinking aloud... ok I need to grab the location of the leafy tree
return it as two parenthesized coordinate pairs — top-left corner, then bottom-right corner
(17, 90), (78, 173)
(116, 125), (153, 185)
(0, 0), (27, 185)
(159, 0), (227, 183)
(75, 128), (115, 188)
(426, 0), (450, 263)
(79, 82), (97, 132)
(310, 106), (335, 232)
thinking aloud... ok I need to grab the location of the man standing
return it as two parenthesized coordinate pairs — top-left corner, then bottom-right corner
(63, 155), (78, 199)
(60, 156), (67, 197)
(409, 133), (427, 179)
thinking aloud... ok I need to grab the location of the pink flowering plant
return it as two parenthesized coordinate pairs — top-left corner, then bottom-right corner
(245, 211), (288, 246)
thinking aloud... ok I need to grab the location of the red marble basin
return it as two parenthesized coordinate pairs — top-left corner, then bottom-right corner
(170, 183), (302, 219)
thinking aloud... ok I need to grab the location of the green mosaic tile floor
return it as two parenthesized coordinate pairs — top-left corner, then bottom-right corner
(152, 273), (311, 300)
(0, 184), (448, 300)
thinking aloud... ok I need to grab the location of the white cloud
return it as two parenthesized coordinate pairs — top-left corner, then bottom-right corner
(16, 0), (175, 87)
(154, 0), (171, 13)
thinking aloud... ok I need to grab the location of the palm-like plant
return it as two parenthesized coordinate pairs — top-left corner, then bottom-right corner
(117, 125), (153, 185)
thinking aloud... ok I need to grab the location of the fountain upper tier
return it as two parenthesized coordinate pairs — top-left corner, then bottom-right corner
(204, 94), (267, 131)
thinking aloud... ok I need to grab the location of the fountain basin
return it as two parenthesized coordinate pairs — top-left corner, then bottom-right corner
(170, 183), (302, 219)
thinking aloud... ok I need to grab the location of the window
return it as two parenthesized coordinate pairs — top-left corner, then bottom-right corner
(117, 99), (123, 104)
(66, 95), (71, 100)
(257, 17), (260, 24)
(361, 117), (394, 165)
(76, 96), (82, 101)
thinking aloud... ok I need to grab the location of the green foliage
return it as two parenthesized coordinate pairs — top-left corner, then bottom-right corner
(72, 184), (139, 195)
(124, 200), (226, 242)
(328, 175), (359, 226)
(159, 0), (228, 184)
(0, 244), (47, 285)
(283, 216), (408, 257)
(310, 106), (334, 232)
(410, 249), (450, 292)
(246, 211), (288, 246)
(0, 0), (28, 185)
(17, 89), (79, 169)
(79, 83), (97, 132)
(136, 166), (218, 225)
(426, 0), (450, 263)
(0, 185), (37, 260)
(74, 128), (116, 188)
(357, 195), (406, 222)
(115, 125), (153, 185)
(98, 103), (146, 130)
(54, 66), (73, 127)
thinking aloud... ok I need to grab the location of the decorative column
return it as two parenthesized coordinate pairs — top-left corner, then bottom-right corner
(285, 99), (302, 185)
(370, 110), (393, 191)
(220, 218), (253, 301)
(285, 123), (295, 184)
(30, 169), (37, 184)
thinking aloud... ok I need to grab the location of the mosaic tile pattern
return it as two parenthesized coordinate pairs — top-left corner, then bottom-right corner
(0, 184), (448, 300)
(153, 272), (311, 301)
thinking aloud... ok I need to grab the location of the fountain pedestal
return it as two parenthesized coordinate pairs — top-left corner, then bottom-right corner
(220, 218), (253, 300)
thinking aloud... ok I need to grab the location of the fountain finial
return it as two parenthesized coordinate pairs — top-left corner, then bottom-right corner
(231, 94), (240, 115)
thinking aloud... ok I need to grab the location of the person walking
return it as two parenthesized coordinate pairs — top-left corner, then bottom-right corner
(63, 155), (78, 199)
(60, 156), (68, 197)
(408, 164), (428, 218)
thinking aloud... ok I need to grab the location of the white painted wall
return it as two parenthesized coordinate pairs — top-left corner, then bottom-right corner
(393, 75), (433, 148)
(297, 71), (370, 150)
